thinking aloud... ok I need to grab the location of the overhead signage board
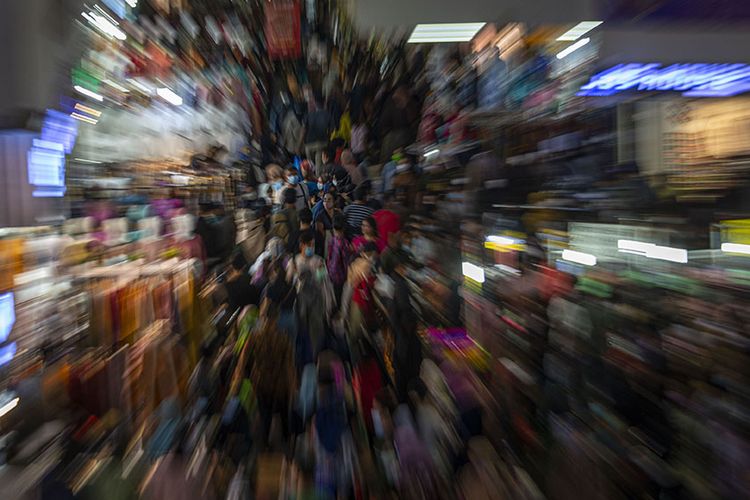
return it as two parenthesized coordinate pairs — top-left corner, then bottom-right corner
(578, 63), (750, 97)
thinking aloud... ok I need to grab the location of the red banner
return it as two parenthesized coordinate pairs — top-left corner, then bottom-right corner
(265, 0), (301, 60)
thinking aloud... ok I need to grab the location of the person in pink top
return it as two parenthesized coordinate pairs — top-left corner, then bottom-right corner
(352, 216), (385, 254)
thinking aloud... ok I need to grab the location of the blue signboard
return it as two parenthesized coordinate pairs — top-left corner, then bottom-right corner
(0, 293), (14, 344)
(578, 63), (750, 97)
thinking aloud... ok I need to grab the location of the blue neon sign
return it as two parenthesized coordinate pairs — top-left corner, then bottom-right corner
(578, 63), (750, 97)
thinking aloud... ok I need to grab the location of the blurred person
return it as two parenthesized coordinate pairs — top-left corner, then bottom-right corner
(251, 237), (286, 287)
(318, 147), (340, 179)
(312, 173), (331, 205)
(327, 212), (353, 307)
(343, 185), (374, 239)
(313, 191), (341, 242)
(264, 257), (297, 342)
(239, 202), (271, 265)
(299, 207), (324, 257)
(224, 251), (261, 313)
(363, 181), (383, 211)
(379, 83), (420, 162)
(458, 437), (517, 500)
(300, 159), (319, 199)
(303, 96), (332, 168)
(280, 99), (305, 157)
(379, 150), (403, 197)
(263, 163), (285, 206)
(341, 149), (367, 188)
(347, 241), (379, 358)
(246, 308), (297, 448)
(292, 231), (335, 359)
(269, 188), (300, 253)
(370, 388), (400, 489)
(390, 252), (422, 401)
(350, 115), (368, 163)
(196, 202), (236, 268)
(373, 196), (402, 251)
(407, 377), (461, 480)
(330, 103), (352, 145)
(352, 216), (385, 254)
(392, 405), (439, 499)
(313, 356), (353, 498)
(352, 338), (386, 434)
(261, 131), (287, 166)
(276, 166), (310, 210)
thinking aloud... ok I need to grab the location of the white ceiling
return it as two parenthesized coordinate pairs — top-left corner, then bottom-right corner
(349, 0), (596, 32)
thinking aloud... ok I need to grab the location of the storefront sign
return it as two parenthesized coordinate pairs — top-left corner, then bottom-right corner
(578, 63), (750, 97)
(265, 0), (302, 60)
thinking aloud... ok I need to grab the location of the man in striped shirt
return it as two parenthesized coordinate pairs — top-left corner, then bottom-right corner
(343, 185), (374, 239)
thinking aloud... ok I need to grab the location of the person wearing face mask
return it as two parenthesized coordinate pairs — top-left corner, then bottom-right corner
(263, 163), (285, 206)
(291, 230), (335, 360)
(300, 160), (319, 201)
(276, 166), (310, 210)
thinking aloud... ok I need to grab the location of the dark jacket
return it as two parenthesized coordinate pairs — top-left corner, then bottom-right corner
(304, 109), (332, 144)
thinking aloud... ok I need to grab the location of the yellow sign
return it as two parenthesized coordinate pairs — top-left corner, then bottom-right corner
(721, 219), (750, 245)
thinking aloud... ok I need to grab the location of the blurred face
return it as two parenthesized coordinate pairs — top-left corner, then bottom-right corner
(362, 219), (374, 237)
(324, 194), (334, 210)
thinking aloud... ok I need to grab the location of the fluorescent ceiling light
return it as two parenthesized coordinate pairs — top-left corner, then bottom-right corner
(128, 78), (153, 94)
(70, 112), (98, 125)
(556, 37), (590, 60)
(618, 240), (652, 254)
(486, 235), (516, 246)
(74, 103), (102, 117)
(73, 85), (104, 102)
(408, 23), (486, 44)
(562, 249), (597, 266)
(617, 239), (688, 263)
(125, 0), (138, 7)
(557, 21), (602, 41)
(93, 5), (119, 25)
(81, 11), (126, 41)
(157, 87), (183, 106)
(495, 264), (521, 275)
(721, 242), (750, 255)
(462, 261), (485, 283)
(0, 397), (19, 418)
(424, 148), (439, 158)
(647, 245), (688, 263)
(103, 79), (129, 93)
(74, 158), (102, 164)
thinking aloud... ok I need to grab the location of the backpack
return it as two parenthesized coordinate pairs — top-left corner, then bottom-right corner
(270, 210), (292, 245)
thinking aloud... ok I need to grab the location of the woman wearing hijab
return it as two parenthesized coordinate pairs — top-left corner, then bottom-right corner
(313, 191), (343, 258)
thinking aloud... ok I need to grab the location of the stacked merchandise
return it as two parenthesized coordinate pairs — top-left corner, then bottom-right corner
(460, 213), (750, 498)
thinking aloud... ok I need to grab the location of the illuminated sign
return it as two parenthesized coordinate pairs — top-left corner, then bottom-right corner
(29, 110), (78, 198)
(578, 63), (750, 97)
(0, 293), (14, 343)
